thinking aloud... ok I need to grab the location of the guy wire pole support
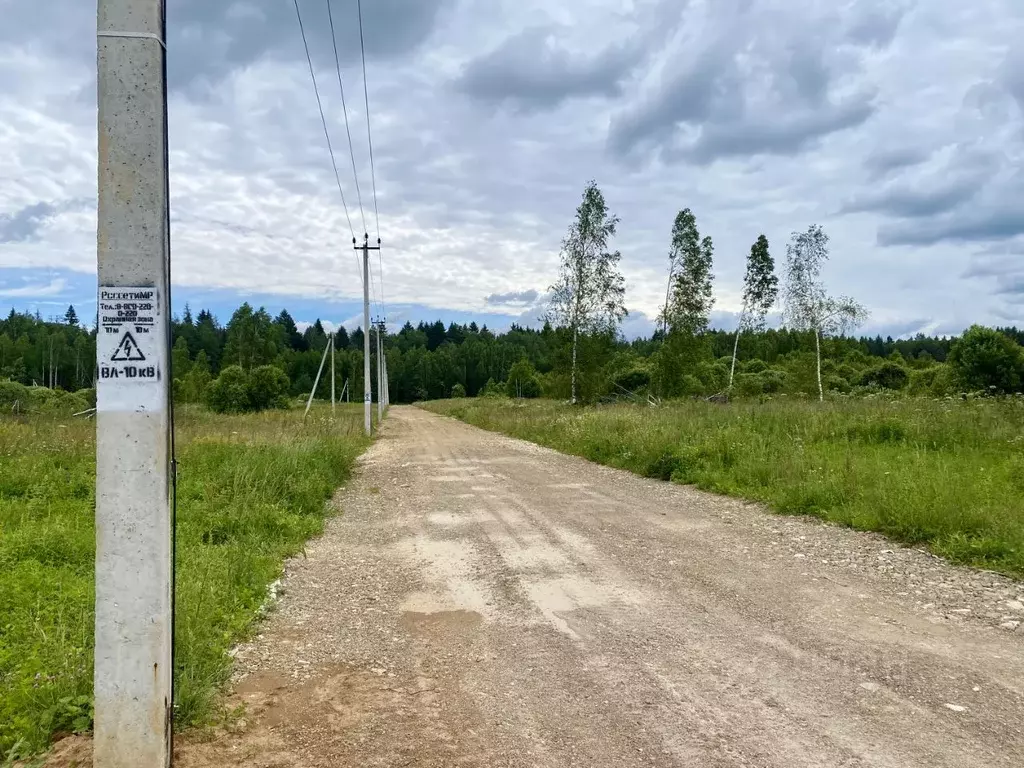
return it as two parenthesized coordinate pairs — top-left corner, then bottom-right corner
(305, 335), (332, 419)
(355, 234), (380, 436)
(95, 1), (172, 765)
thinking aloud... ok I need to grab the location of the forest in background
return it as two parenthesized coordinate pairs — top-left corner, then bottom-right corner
(6, 184), (1024, 411)
(3, 303), (1024, 410)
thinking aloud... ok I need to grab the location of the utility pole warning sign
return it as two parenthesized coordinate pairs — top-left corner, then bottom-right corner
(110, 332), (147, 362)
(98, 287), (162, 394)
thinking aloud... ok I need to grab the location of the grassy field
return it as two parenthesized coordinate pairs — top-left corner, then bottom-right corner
(424, 396), (1024, 578)
(0, 404), (368, 760)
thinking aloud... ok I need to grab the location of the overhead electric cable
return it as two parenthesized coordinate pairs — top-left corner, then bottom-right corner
(356, 0), (385, 320)
(292, 0), (363, 286)
(326, 0), (366, 235)
(356, 0), (380, 241)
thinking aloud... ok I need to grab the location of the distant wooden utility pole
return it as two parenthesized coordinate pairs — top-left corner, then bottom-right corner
(355, 234), (380, 435)
(95, 0), (172, 765)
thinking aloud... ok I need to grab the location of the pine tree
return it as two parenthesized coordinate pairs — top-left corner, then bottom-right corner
(64, 305), (79, 327)
(335, 325), (350, 350)
(274, 309), (306, 351)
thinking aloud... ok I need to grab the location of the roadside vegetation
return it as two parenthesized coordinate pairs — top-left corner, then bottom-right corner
(0, 404), (368, 760)
(424, 396), (1024, 579)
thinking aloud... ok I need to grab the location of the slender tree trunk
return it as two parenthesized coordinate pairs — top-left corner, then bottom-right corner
(663, 265), (674, 336)
(815, 328), (823, 402)
(571, 323), (579, 405)
(729, 326), (741, 391)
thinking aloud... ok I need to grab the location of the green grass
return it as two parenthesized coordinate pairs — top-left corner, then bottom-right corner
(0, 404), (369, 760)
(424, 396), (1024, 578)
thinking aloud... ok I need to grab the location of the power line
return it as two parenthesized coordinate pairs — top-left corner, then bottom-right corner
(291, 0), (362, 287)
(356, 0), (380, 241)
(325, 0), (366, 235)
(356, 0), (385, 319)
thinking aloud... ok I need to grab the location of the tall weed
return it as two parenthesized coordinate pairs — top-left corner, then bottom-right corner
(0, 405), (368, 758)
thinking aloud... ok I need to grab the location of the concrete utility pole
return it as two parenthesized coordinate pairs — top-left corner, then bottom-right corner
(355, 234), (380, 435)
(375, 318), (385, 421)
(95, 1), (172, 765)
(330, 331), (335, 417)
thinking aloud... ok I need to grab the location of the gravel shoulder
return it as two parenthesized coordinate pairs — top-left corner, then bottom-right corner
(49, 405), (1024, 766)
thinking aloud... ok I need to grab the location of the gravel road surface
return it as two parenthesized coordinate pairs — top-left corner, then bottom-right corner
(161, 405), (1024, 766)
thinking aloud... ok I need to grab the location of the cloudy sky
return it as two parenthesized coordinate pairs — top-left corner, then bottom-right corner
(1, 0), (1023, 337)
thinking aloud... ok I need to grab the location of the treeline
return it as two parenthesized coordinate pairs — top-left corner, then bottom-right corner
(4, 304), (1024, 408)
(0, 306), (94, 391)
(6, 182), (1024, 409)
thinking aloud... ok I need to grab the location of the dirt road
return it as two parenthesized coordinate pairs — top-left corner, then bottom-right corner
(174, 405), (1023, 767)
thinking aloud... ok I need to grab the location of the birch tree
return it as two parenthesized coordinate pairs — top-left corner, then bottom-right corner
(664, 209), (714, 336)
(782, 225), (868, 401)
(547, 181), (627, 404)
(729, 234), (778, 390)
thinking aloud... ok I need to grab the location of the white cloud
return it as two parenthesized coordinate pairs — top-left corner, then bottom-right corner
(0, 277), (67, 298)
(2, 0), (1024, 335)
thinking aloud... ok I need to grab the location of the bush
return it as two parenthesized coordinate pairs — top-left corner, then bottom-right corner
(36, 392), (89, 415)
(695, 361), (728, 393)
(204, 365), (291, 413)
(206, 365), (252, 413)
(859, 362), (909, 390)
(680, 374), (703, 397)
(506, 359), (541, 399)
(0, 383), (93, 415)
(451, 383), (467, 398)
(75, 388), (97, 408)
(948, 325), (1024, 394)
(929, 365), (955, 396)
(479, 378), (503, 398)
(835, 364), (860, 383)
(610, 364), (651, 394)
(733, 373), (764, 397)
(248, 365), (290, 411)
(907, 366), (939, 396)
(743, 359), (769, 374)
(824, 375), (851, 394)
(759, 369), (787, 394)
(0, 380), (31, 411)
